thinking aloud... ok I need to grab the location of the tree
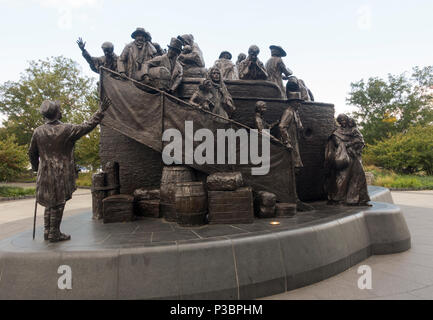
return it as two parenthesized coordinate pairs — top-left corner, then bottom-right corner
(0, 135), (29, 181)
(0, 56), (101, 170)
(347, 66), (433, 144)
(364, 125), (433, 175)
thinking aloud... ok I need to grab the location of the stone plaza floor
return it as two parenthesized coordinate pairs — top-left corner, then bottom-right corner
(0, 189), (432, 299)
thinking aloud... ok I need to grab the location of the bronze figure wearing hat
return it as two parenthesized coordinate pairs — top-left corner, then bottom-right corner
(213, 51), (238, 80)
(28, 98), (111, 242)
(76, 37), (118, 74)
(266, 45), (292, 98)
(177, 34), (206, 78)
(118, 27), (157, 80)
(279, 94), (305, 168)
(141, 37), (184, 93)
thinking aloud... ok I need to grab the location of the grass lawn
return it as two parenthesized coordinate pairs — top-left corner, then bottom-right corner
(0, 186), (36, 198)
(366, 165), (433, 190)
(76, 172), (93, 187)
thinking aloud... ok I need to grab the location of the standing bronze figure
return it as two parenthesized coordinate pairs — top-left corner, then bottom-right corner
(118, 28), (157, 80)
(213, 51), (238, 80)
(279, 94), (305, 168)
(254, 101), (279, 134)
(238, 45), (268, 80)
(76, 38), (118, 74)
(177, 34), (206, 78)
(266, 45), (292, 98)
(141, 37), (184, 93)
(28, 98), (111, 242)
(325, 114), (371, 206)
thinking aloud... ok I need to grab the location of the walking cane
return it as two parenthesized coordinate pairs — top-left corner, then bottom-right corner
(32, 198), (37, 240)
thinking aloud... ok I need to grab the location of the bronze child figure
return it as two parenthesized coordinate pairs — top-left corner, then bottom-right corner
(28, 98), (111, 242)
(189, 79), (214, 111)
(254, 101), (279, 134)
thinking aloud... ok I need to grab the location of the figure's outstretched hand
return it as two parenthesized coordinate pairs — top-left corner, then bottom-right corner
(100, 96), (112, 112)
(77, 37), (86, 50)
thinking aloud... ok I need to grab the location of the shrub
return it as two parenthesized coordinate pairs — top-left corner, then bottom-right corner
(364, 125), (433, 175)
(0, 135), (29, 182)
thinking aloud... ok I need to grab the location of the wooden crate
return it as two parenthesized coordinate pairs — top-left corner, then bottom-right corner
(103, 194), (135, 223)
(208, 187), (254, 224)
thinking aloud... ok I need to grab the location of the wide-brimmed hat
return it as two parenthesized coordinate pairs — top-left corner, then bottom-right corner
(168, 37), (183, 53)
(269, 45), (287, 57)
(131, 27), (148, 39)
(219, 51), (232, 60)
(177, 34), (194, 46)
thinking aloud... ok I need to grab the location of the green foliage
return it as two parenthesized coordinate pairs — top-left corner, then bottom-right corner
(76, 172), (93, 187)
(365, 165), (433, 189)
(364, 125), (433, 175)
(347, 66), (433, 145)
(0, 56), (101, 170)
(0, 135), (29, 182)
(0, 186), (35, 198)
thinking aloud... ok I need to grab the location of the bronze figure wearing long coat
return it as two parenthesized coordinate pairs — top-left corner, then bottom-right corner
(28, 100), (107, 242)
(205, 67), (236, 119)
(213, 51), (238, 80)
(177, 34), (206, 78)
(29, 112), (104, 208)
(325, 115), (370, 206)
(142, 38), (184, 93)
(118, 41), (156, 80)
(266, 56), (292, 98)
(238, 45), (268, 81)
(77, 38), (118, 74)
(279, 101), (304, 168)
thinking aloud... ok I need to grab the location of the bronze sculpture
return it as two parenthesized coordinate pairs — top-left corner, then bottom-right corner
(177, 34), (206, 78)
(325, 114), (371, 206)
(189, 79), (214, 111)
(236, 53), (246, 68)
(118, 27), (157, 80)
(213, 51), (238, 80)
(153, 42), (166, 56)
(286, 76), (314, 101)
(28, 98), (111, 242)
(235, 53), (246, 78)
(266, 45), (292, 98)
(238, 45), (268, 80)
(279, 94), (305, 168)
(200, 67), (236, 119)
(141, 37), (184, 93)
(76, 38), (118, 73)
(254, 101), (279, 134)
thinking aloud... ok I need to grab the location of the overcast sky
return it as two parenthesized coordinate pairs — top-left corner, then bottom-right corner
(1, 0), (433, 122)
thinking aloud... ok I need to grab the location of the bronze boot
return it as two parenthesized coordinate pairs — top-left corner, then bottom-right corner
(44, 208), (51, 241)
(57, 205), (71, 241)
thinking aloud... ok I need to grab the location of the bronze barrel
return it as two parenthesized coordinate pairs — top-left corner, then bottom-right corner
(174, 182), (207, 226)
(160, 166), (196, 222)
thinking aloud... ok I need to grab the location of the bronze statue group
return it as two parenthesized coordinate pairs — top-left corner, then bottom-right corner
(28, 27), (370, 243)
